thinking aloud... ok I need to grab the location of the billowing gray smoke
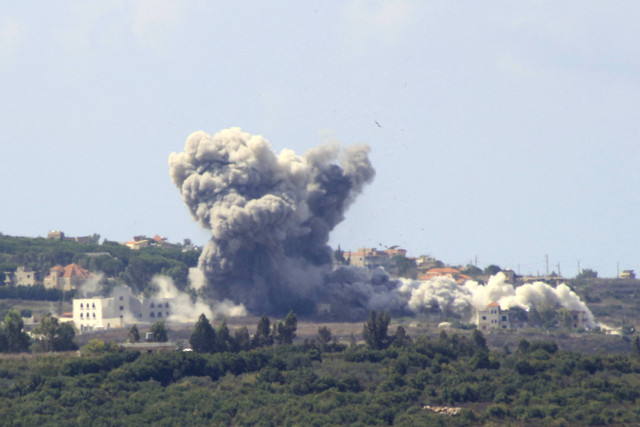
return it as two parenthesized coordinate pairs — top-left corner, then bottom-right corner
(169, 127), (375, 316)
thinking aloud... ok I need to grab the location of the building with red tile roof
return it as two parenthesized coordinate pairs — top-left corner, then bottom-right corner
(44, 263), (92, 291)
(418, 267), (471, 283)
(477, 302), (510, 331)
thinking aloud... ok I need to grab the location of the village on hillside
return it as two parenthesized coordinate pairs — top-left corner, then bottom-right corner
(1, 231), (614, 335)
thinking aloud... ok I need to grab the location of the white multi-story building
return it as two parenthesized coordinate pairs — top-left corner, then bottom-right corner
(73, 286), (173, 332)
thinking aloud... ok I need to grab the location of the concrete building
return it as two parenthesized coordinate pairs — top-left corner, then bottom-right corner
(569, 310), (589, 329)
(620, 270), (636, 279)
(8, 266), (40, 286)
(343, 247), (407, 276)
(476, 302), (510, 331)
(73, 286), (173, 332)
(419, 267), (471, 283)
(44, 263), (92, 291)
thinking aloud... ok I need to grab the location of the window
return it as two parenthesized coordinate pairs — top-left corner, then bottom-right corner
(165, 303), (169, 308)
(150, 312), (155, 318)
(158, 312), (162, 317)
(92, 303), (96, 309)
(481, 316), (486, 320)
(120, 306), (124, 311)
(150, 302), (155, 308)
(93, 313), (96, 318)
(166, 312), (169, 317)
(80, 303), (84, 309)
(119, 296), (124, 301)
(80, 313), (83, 318)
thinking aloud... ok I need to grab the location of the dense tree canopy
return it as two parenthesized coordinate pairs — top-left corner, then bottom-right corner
(149, 320), (168, 343)
(189, 314), (216, 353)
(1, 310), (30, 352)
(363, 310), (390, 350)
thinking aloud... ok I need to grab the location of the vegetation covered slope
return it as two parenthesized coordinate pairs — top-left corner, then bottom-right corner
(1, 329), (640, 426)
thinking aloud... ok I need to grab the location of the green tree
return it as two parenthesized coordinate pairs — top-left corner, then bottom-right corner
(462, 264), (483, 277)
(484, 264), (502, 275)
(55, 322), (78, 351)
(0, 328), (7, 352)
(391, 325), (412, 347)
(316, 326), (332, 351)
(576, 268), (598, 279)
(33, 313), (77, 352)
(128, 324), (140, 343)
(517, 338), (531, 354)
(33, 313), (60, 352)
(251, 315), (273, 348)
(274, 311), (297, 345)
(333, 247), (347, 265)
(363, 310), (390, 350)
(149, 320), (168, 342)
(82, 339), (117, 354)
(393, 255), (416, 278)
(472, 329), (488, 351)
(232, 326), (251, 352)
(3, 309), (30, 352)
(216, 319), (232, 352)
(190, 314), (217, 353)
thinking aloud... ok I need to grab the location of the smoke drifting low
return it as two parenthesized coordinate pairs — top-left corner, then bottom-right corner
(169, 128), (375, 316)
(399, 272), (595, 328)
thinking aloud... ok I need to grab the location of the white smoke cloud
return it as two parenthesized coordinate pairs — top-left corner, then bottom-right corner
(168, 127), (595, 327)
(400, 272), (595, 328)
(152, 275), (247, 322)
(76, 272), (104, 297)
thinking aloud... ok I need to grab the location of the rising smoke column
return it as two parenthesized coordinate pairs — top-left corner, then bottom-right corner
(169, 127), (375, 315)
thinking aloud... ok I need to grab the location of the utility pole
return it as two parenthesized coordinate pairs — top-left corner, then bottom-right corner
(577, 259), (581, 276)
(545, 254), (549, 277)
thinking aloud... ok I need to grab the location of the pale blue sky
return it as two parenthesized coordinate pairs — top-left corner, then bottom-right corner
(1, 1), (639, 278)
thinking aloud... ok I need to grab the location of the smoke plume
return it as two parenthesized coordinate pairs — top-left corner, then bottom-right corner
(152, 275), (247, 322)
(169, 127), (595, 326)
(169, 127), (375, 316)
(400, 272), (595, 328)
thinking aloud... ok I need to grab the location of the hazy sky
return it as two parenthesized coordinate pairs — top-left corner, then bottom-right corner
(1, 1), (639, 278)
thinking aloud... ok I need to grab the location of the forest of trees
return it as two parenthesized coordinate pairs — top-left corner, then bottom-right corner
(0, 311), (640, 425)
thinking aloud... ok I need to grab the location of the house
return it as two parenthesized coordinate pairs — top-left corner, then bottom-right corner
(6, 266), (40, 287)
(47, 230), (65, 240)
(621, 270), (636, 279)
(419, 267), (471, 283)
(43, 263), (92, 291)
(343, 247), (408, 276)
(569, 310), (588, 329)
(415, 256), (442, 278)
(476, 302), (510, 331)
(125, 238), (149, 250)
(73, 286), (173, 332)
